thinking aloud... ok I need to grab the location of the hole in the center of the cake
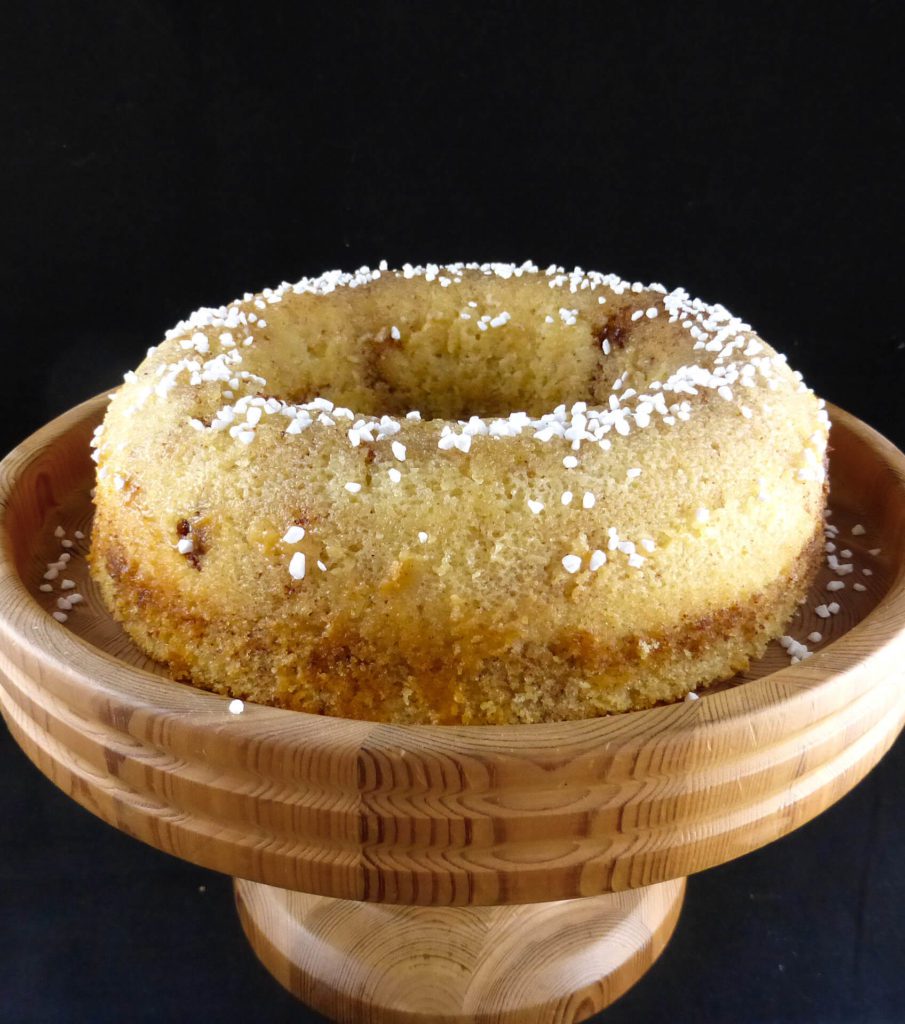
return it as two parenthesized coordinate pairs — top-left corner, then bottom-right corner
(284, 314), (608, 420)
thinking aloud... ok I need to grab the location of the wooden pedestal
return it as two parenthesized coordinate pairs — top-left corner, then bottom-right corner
(234, 878), (684, 1023)
(0, 396), (903, 1022)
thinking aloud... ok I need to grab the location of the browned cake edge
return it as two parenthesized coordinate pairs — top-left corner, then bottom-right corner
(89, 517), (824, 725)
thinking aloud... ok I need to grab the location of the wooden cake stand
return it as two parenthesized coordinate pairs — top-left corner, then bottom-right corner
(0, 396), (903, 1023)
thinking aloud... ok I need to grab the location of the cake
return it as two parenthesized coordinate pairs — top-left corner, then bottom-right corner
(88, 262), (828, 724)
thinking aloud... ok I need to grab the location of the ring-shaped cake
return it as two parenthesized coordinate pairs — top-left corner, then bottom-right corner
(89, 262), (828, 724)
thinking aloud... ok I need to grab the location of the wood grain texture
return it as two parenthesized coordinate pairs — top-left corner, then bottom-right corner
(0, 395), (903, 906)
(233, 877), (684, 1023)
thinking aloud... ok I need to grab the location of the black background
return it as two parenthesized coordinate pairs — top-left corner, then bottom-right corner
(1, 3), (903, 1022)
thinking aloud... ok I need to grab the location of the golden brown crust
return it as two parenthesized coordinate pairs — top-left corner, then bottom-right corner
(92, 518), (823, 724)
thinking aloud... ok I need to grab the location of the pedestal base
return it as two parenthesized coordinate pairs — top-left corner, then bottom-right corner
(234, 878), (685, 1023)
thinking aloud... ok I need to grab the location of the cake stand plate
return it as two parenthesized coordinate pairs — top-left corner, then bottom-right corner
(0, 395), (903, 1023)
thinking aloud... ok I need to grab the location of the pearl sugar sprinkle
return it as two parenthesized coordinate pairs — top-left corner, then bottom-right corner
(40, 525), (86, 629)
(779, 508), (880, 665)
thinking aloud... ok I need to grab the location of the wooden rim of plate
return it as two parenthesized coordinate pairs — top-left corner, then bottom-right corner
(0, 394), (903, 905)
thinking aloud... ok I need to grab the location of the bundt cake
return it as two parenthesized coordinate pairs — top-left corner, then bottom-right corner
(88, 262), (828, 724)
